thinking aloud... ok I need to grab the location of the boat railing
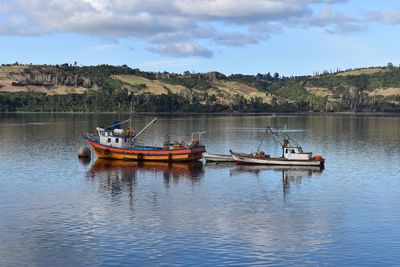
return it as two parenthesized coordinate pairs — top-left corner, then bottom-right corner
(120, 140), (146, 149)
(191, 131), (207, 145)
(84, 133), (99, 143)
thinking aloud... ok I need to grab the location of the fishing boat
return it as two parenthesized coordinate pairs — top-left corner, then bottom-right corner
(84, 117), (206, 162)
(203, 153), (235, 162)
(230, 127), (325, 167)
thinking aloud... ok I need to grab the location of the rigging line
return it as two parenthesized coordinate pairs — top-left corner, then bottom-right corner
(104, 119), (131, 130)
(267, 126), (284, 147)
(256, 132), (266, 153)
(283, 131), (301, 148)
(256, 125), (269, 153)
(154, 117), (195, 121)
(131, 114), (158, 118)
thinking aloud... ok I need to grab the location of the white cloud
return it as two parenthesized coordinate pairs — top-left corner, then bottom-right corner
(150, 43), (213, 58)
(309, 7), (366, 34)
(367, 10), (400, 24)
(215, 32), (267, 46)
(173, 0), (309, 21)
(0, 0), (372, 57)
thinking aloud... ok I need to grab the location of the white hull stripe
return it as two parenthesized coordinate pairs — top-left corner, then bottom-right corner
(232, 155), (323, 166)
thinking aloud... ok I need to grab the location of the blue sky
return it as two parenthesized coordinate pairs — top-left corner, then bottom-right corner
(0, 0), (399, 76)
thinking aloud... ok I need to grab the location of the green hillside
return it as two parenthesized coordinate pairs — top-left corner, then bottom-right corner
(0, 63), (399, 112)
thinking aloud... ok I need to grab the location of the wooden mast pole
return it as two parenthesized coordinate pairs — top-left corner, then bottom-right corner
(129, 101), (133, 132)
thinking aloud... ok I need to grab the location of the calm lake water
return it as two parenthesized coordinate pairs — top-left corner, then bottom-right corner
(0, 113), (400, 266)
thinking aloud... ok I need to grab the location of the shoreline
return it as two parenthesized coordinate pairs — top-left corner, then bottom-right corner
(1, 111), (400, 116)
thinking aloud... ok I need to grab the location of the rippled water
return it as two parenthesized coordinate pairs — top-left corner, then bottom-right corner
(1, 113), (400, 266)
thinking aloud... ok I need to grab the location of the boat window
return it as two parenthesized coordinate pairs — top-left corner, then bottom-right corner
(116, 138), (119, 143)
(285, 149), (288, 153)
(291, 149), (295, 153)
(107, 138), (111, 143)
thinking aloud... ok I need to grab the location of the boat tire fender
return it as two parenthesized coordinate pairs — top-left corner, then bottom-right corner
(168, 153), (172, 163)
(137, 153), (144, 161)
(104, 149), (110, 155)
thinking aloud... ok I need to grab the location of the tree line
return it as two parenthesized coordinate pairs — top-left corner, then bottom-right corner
(1, 63), (400, 112)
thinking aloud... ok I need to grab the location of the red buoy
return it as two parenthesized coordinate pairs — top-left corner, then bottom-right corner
(78, 147), (91, 158)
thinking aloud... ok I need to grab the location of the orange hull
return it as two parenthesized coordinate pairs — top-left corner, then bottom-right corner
(86, 139), (205, 162)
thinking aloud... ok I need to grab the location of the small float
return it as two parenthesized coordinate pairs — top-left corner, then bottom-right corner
(230, 127), (325, 167)
(84, 116), (206, 162)
(77, 146), (91, 158)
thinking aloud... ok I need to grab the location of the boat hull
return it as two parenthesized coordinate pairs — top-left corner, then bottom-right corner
(86, 139), (205, 162)
(231, 152), (324, 167)
(203, 153), (235, 162)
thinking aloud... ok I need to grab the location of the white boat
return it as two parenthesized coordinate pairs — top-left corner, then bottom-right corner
(230, 127), (325, 167)
(203, 153), (235, 162)
(230, 150), (324, 166)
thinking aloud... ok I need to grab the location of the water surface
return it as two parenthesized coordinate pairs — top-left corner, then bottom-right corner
(0, 113), (399, 266)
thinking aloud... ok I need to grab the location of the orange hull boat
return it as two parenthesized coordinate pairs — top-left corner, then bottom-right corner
(84, 116), (206, 162)
(86, 138), (205, 162)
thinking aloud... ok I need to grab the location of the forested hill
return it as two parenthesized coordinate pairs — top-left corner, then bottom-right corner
(1, 63), (400, 112)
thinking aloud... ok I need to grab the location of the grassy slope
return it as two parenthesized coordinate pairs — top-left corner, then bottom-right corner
(1, 65), (399, 102)
(335, 67), (388, 76)
(305, 86), (334, 98)
(113, 75), (270, 104)
(0, 65), (89, 95)
(112, 75), (187, 95)
(368, 87), (400, 97)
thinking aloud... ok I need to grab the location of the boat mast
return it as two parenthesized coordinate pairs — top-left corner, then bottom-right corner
(129, 101), (134, 134)
(256, 128), (268, 153)
(267, 127), (283, 146)
(267, 127), (285, 157)
(282, 130), (301, 148)
(132, 118), (158, 142)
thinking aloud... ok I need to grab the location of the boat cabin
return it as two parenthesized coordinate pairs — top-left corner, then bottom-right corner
(283, 146), (312, 160)
(96, 127), (132, 148)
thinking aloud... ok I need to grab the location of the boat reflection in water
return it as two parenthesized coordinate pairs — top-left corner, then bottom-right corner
(231, 165), (324, 194)
(87, 159), (204, 194)
(78, 157), (91, 165)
